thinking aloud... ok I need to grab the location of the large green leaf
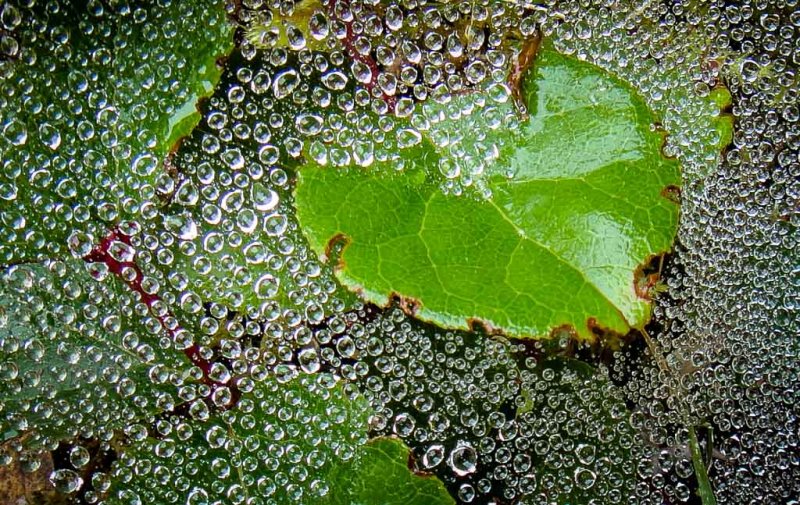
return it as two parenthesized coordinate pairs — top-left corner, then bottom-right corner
(295, 43), (687, 340)
(0, 0), (233, 265)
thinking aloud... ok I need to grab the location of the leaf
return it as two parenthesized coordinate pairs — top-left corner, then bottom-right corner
(330, 437), (455, 505)
(105, 374), (368, 504)
(295, 42), (695, 340)
(0, 261), (191, 449)
(244, 0), (327, 52)
(105, 374), (452, 505)
(0, 0), (233, 265)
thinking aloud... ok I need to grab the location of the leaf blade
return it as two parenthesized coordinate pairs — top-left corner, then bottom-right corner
(296, 42), (692, 339)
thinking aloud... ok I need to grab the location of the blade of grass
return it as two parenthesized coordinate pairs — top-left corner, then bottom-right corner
(643, 330), (718, 505)
(688, 426), (717, 505)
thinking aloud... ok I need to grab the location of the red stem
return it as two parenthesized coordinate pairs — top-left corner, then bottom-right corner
(326, 0), (397, 110)
(83, 227), (238, 407)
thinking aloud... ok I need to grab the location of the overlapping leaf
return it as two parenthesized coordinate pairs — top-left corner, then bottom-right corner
(295, 43), (696, 340)
(0, 0), (233, 265)
(105, 375), (452, 505)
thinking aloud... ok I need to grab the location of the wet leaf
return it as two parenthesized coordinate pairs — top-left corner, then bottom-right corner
(244, 0), (326, 52)
(0, 0), (233, 266)
(105, 374), (451, 505)
(330, 437), (455, 505)
(295, 42), (701, 340)
(0, 261), (191, 448)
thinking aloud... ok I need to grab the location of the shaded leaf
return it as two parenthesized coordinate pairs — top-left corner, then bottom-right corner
(0, 0), (233, 265)
(0, 261), (191, 449)
(105, 373), (454, 504)
(105, 374), (370, 504)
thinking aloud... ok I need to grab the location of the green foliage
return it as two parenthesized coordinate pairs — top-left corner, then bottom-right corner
(105, 375), (451, 505)
(689, 426), (717, 505)
(296, 44), (684, 340)
(330, 437), (455, 505)
(0, 0), (233, 265)
(0, 261), (191, 449)
(0, 2), (742, 503)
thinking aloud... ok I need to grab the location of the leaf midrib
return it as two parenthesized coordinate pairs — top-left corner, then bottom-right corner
(483, 196), (631, 328)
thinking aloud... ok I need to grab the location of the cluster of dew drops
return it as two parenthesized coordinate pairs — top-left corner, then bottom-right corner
(0, 0), (798, 504)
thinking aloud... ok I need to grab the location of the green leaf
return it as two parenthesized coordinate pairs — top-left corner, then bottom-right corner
(0, 261), (190, 449)
(0, 0), (233, 265)
(105, 374), (452, 505)
(330, 437), (454, 505)
(295, 42), (690, 340)
(151, 48), (357, 322)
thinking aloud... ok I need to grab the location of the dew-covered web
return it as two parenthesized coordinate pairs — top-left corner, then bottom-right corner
(0, 0), (797, 504)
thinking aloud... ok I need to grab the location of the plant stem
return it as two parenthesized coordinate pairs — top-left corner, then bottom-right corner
(83, 227), (238, 407)
(325, 0), (396, 110)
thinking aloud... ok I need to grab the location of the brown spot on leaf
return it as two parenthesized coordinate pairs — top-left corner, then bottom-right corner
(634, 252), (667, 301)
(508, 31), (541, 117)
(405, 448), (435, 477)
(584, 317), (641, 360)
(390, 292), (420, 316)
(467, 317), (505, 336)
(324, 233), (351, 269)
(661, 184), (681, 204)
(550, 323), (579, 341)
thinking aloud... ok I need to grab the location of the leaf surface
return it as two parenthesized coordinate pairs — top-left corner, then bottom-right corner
(296, 43), (686, 339)
(0, 261), (190, 448)
(105, 375), (452, 505)
(330, 437), (454, 505)
(0, 1), (233, 265)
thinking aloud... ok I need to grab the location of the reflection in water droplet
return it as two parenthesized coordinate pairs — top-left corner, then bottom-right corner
(449, 443), (478, 476)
